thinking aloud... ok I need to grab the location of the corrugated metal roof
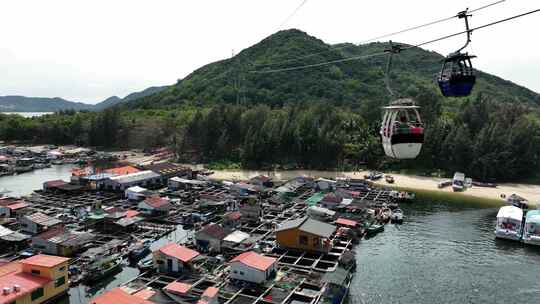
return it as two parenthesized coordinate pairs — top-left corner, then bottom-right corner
(276, 217), (336, 238)
(109, 170), (160, 184)
(275, 217), (307, 232)
(0, 225), (14, 238)
(223, 230), (250, 243)
(300, 219), (336, 238)
(24, 212), (62, 227)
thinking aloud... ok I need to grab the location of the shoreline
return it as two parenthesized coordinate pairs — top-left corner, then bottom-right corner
(206, 169), (540, 206)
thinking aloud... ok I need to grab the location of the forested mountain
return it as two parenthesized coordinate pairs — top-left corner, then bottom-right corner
(1, 29), (540, 181)
(93, 85), (169, 110)
(0, 96), (93, 112)
(128, 29), (540, 110)
(1, 85), (169, 112)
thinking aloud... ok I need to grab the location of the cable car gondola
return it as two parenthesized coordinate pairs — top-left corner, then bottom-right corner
(437, 10), (476, 97)
(381, 99), (424, 159)
(380, 42), (424, 159)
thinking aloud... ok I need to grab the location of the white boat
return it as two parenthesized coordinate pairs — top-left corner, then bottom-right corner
(452, 172), (465, 192)
(391, 208), (404, 224)
(506, 193), (531, 209)
(495, 206), (523, 241)
(523, 210), (540, 246)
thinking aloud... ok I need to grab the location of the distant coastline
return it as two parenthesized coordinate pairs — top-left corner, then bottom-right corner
(205, 169), (540, 205)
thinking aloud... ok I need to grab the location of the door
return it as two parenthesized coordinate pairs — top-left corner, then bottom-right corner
(167, 259), (173, 272)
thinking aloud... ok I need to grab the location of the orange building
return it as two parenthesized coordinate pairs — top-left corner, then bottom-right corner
(105, 166), (141, 176)
(0, 254), (70, 304)
(276, 217), (336, 253)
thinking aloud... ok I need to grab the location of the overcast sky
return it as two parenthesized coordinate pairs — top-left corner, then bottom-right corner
(0, 0), (538, 104)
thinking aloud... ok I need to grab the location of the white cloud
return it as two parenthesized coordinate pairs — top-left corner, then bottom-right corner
(0, 0), (538, 103)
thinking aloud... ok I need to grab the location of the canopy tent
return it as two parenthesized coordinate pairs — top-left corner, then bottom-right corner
(496, 206), (523, 222)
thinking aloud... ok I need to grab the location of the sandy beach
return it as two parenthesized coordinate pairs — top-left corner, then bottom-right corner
(207, 169), (540, 204)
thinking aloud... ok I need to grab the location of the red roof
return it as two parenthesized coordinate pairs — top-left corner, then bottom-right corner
(225, 211), (241, 221)
(199, 224), (227, 239)
(164, 282), (192, 295)
(144, 196), (170, 209)
(105, 166), (141, 176)
(322, 193), (342, 204)
(6, 202), (29, 210)
(0, 272), (51, 304)
(125, 210), (140, 218)
(21, 254), (70, 268)
(158, 243), (200, 262)
(202, 287), (219, 298)
(44, 179), (67, 188)
(133, 289), (156, 300)
(231, 251), (276, 271)
(335, 218), (358, 227)
(90, 288), (154, 304)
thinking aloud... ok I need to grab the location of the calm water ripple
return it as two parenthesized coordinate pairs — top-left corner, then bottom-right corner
(354, 201), (540, 304)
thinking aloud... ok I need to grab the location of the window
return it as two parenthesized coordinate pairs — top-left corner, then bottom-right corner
(233, 270), (238, 274)
(239, 271), (244, 276)
(59, 266), (66, 272)
(313, 237), (320, 246)
(299, 235), (308, 245)
(55, 276), (66, 287)
(31, 269), (40, 276)
(31, 288), (44, 300)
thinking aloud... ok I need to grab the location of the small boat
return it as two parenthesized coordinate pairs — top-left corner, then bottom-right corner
(51, 159), (64, 165)
(366, 172), (383, 180)
(495, 206), (523, 241)
(391, 208), (404, 224)
(379, 207), (392, 223)
(385, 175), (395, 184)
(83, 254), (123, 283)
(523, 210), (540, 246)
(437, 181), (452, 189)
(366, 223), (384, 236)
(137, 256), (153, 271)
(128, 239), (152, 262)
(452, 172), (465, 192)
(506, 194), (531, 210)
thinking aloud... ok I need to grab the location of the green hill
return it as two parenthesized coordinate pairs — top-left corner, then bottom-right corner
(128, 29), (540, 109)
(0, 96), (94, 112)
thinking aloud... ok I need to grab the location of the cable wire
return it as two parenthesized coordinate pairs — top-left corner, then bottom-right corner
(253, 0), (507, 68)
(276, 0), (309, 32)
(251, 8), (539, 74)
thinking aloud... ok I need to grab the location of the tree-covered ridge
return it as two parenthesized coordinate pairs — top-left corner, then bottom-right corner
(1, 29), (540, 182)
(128, 29), (540, 110)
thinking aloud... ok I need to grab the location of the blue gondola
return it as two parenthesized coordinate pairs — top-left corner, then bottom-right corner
(438, 52), (476, 97)
(437, 9), (476, 97)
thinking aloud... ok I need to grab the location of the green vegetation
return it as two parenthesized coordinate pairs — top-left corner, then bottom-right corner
(1, 29), (540, 182)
